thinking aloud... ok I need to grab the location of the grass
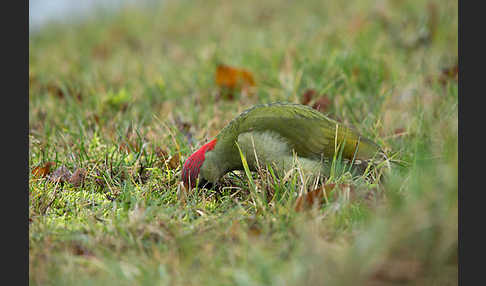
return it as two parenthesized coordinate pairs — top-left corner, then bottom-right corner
(29, 0), (458, 285)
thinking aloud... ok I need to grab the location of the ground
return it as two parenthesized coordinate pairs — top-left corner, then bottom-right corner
(29, 0), (458, 285)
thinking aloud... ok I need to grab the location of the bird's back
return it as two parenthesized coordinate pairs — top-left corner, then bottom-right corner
(217, 102), (380, 161)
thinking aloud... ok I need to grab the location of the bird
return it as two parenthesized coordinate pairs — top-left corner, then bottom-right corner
(181, 102), (382, 189)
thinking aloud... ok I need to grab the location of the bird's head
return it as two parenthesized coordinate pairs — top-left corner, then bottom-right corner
(181, 139), (217, 188)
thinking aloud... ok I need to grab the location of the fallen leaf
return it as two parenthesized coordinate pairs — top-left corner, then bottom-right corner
(74, 91), (83, 102)
(371, 259), (423, 283)
(219, 91), (235, 101)
(92, 43), (110, 60)
(49, 165), (72, 184)
(331, 184), (359, 202)
(393, 128), (407, 136)
(118, 128), (140, 154)
(70, 242), (95, 257)
(119, 142), (131, 153)
(29, 71), (38, 88)
(215, 64), (255, 100)
(248, 223), (262, 237)
(324, 183), (336, 193)
(228, 220), (241, 241)
(239, 69), (256, 87)
(425, 63), (458, 87)
(301, 90), (332, 113)
(216, 65), (238, 89)
(155, 146), (169, 160)
(47, 83), (65, 99)
(92, 114), (100, 125)
(69, 168), (87, 187)
(439, 64), (458, 85)
(31, 162), (56, 178)
(301, 89), (316, 105)
(167, 153), (180, 170)
(294, 184), (336, 212)
(295, 188), (322, 212)
(312, 95), (332, 113)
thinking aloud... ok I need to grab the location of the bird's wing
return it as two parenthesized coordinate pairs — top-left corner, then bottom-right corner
(219, 102), (380, 161)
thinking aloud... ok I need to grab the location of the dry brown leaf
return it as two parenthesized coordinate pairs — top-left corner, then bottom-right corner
(29, 71), (38, 88)
(294, 184), (361, 212)
(228, 220), (241, 241)
(49, 165), (72, 184)
(301, 89), (332, 113)
(47, 83), (65, 99)
(371, 259), (423, 283)
(119, 142), (131, 153)
(215, 64), (255, 99)
(394, 128), (406, 134)
(324, 184), (336, 193)
(301, 89), (316, 105)
(70, 242), (95, 257)
(91, 42), (111, 60)
(239, 69), (256, 87)
(69, 168), (87, 187)
(312, 96), (332, 113)
(167, 153), (180, 170)
(244, 216), (262, 238)
(331, 184), (359, 202)
(31, 162), (56, 178)
(74, 91), (83, 102)
(294, 188), (322, 212)
(439, 64), (458, 86)
(118, 132), (139, 154)
(215, 65), (239, 89)
(393, 128), (407, 137)
(248, 223), (262, 237)
(155, 146), (169, 160)
(294, 184), (336, 212)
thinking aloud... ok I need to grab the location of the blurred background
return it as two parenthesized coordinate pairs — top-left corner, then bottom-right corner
(29, 1), (457, 285)
(30, 0), (138, 32)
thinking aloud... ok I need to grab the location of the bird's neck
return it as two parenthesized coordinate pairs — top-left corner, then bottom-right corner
(199, 137), (241, 183)
(200, 148), (234, 183)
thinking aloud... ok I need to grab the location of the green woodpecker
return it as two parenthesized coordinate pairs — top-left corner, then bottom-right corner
(182, 102), (381, 188)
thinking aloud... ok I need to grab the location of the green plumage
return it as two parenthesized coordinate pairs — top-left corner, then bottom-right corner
(199, 102), (381, 183)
